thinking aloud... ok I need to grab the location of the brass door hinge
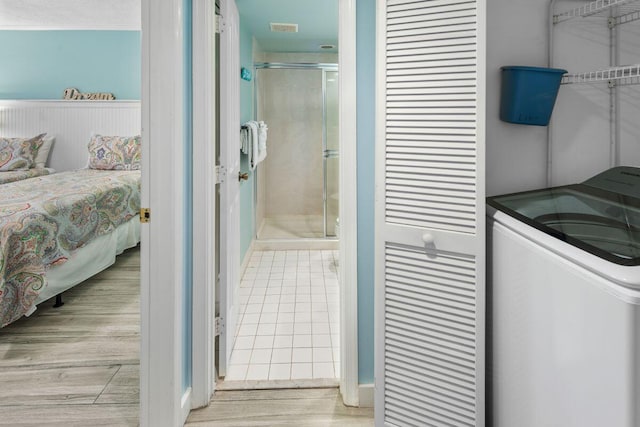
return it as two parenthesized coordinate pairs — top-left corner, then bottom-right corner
(140, 208), (150, 223)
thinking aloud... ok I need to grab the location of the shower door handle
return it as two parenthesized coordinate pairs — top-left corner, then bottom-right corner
(323, 149), (339, 159)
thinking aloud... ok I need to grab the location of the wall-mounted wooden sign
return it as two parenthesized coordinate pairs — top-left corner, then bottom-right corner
(63, 87), (116, 100)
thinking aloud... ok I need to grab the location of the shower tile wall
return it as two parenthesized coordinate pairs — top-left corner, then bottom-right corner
(260, 68), (323, 217)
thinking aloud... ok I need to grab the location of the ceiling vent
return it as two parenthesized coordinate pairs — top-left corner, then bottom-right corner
(270, 22), (298, 33)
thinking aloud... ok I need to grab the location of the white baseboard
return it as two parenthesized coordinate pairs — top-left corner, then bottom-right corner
(240, 239), (255, 277)
(256, 218), (265, 239)
(181, 387), (192, 425)
(358, 383), (374, 408)
(254, 238), (340, 251)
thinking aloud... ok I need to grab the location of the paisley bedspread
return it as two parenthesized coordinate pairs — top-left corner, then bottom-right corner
(0, 169), (140, 326)
(0, 168), (52, 185)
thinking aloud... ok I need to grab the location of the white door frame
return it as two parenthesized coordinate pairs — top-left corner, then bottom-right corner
(191, 0), (217, 409)
(338, 0), (360, 407)
(189, 0), (361, 408)
(140, 0), (191, 425)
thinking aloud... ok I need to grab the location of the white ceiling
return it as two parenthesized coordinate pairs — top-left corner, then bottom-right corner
(236, 0), (338, 53)
(0, 0), (140, 30)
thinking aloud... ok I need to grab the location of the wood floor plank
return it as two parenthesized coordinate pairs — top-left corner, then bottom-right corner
(218, 378), (340, 391)
(31, 298), (139, 316)
(0, 365), (119, 406)
(0, 314), (139, 337)
(0, 336), (139, 369)
(95, 364), (139, 404)
(209, 387), (342, 401)
(187, 418), (373, 427)
(185, 388), (374, 426)
(0, 404), (139, 427)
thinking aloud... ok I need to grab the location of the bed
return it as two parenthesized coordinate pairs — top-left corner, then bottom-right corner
(0, 169), (141, 327)
(0, 102), (141, 327)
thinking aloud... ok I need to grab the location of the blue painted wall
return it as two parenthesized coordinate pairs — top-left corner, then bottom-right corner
(356, 0), (375, 385)
(239, 17), (256, 263)
(182, 0), (194, 394)
(0, 30), (141, 100)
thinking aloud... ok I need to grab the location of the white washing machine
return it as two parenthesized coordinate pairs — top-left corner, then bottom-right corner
(487, 167), (640, 427)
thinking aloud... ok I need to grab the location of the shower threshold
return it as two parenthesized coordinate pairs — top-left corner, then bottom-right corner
(257, 215), (338, 240)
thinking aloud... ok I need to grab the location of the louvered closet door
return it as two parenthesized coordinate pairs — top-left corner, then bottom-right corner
(374, 1), (486, 426)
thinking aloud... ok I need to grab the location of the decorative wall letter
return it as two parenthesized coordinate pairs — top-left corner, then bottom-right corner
(63, 88), (116, 101)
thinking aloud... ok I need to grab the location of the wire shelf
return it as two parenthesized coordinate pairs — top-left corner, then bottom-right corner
(561, 64), (640, 85)
(554, 0), (640, 24)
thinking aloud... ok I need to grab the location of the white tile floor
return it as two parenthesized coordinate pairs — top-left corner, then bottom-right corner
(225, 249), (340, 382)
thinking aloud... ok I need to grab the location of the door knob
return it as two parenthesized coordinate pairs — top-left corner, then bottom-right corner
(239, 172), (249, 181)
(422, 233), (435, 245)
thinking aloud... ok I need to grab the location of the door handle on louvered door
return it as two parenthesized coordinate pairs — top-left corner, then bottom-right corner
(422, 233), (435, 245)
(422, 232), (437, 259)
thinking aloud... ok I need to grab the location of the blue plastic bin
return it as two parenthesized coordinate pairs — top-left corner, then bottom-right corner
(500, 66), (567, 126)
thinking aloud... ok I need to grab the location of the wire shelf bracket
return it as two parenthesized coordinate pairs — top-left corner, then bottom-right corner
(561, 64), (640, 86)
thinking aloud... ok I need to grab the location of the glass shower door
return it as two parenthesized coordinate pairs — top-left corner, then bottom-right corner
(324, 70), (339, 237)
(255, 67), (325, 239)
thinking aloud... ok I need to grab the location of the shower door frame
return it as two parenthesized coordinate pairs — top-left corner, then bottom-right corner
(253, 62), (339, 239)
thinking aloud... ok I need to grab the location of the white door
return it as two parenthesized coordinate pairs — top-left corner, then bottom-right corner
(219, 0), (241, 377)
(375, 0), (486, 426)
(140, 0), (190, 425)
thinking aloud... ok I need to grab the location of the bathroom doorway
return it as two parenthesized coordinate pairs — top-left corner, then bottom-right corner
(219, 0), (343, 388)
(209, 0), (360, 403)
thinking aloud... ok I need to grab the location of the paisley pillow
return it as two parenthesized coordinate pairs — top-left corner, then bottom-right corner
(0, 133), (46, 171)
(88, 134), (141, 170)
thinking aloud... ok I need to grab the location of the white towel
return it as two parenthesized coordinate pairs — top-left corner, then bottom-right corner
(256, 121), (268, 164)
(247, 121), (259, 170)
(240, 127), (249, 154)
(240, 120), (267, 170)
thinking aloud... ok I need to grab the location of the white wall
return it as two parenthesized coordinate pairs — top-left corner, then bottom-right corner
(618, 19), (640, 169)
(486, 0), (551, 196)
(550, 0), (611, 185)
(487, 0), (640, 194)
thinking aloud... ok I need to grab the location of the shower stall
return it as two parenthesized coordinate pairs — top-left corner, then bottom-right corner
(254, 63), (339, 240)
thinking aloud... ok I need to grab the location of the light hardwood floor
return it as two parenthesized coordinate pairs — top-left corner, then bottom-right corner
(0, 247), (140, 426)
(185, 388), (374, 426)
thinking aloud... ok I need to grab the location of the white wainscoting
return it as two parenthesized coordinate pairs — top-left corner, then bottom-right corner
(0, 100), (141, 171)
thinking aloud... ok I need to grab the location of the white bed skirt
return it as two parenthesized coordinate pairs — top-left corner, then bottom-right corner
(29, 218), (140, 312)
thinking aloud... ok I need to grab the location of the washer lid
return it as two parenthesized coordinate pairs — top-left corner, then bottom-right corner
(583, 166), (640, 199)
(488, 179), (640, 266)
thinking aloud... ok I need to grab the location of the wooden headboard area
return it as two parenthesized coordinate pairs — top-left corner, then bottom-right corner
(0, 100), (141, 171)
